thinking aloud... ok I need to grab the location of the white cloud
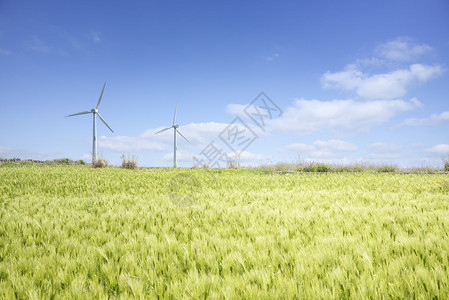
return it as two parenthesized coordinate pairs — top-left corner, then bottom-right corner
(367, 142), (404, 159)
(322, 64), (444, 100)
(29, 36), (52, 53)
(262, 53), (279, 61)
(81, 153), (92, 161)
(90, 31), (101, 43)
(271, 98), (420, 135)
(314, 139), (358, 152)
(0, 146), (46, 160)
(367, 142), (403, 152)
(98, 136), (167, 152)
(226, 104), (247, 117)
(144, 121), (265, 147)
(398, 110), (449, 127)
(0, 47), (13, 56)
(28, 36), (67, 55)
(425, 144), (449, 154)
(228, 151), (267, 162)
(285, 139), (357, 159)
(226, 103), (282, 135)
(321, 37), (444, 100)
(354, 57), (384, 67)
(162, 150), (193, 162)
(375, 37), (432, 62)
(412, 144), (449, 167)
(285, 143), (316, 153)
(143, 122), (229, 145)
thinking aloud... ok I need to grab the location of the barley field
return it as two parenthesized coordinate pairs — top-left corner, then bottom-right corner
(0, 166), (448, 298)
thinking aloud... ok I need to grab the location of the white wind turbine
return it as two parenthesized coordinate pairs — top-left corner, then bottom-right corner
(155, 104), (190, 168)
(65, 82), (114, 164)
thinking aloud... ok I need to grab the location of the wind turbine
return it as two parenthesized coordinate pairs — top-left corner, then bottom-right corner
(155, 104), (189, 168)
(65, 82), (114, 164)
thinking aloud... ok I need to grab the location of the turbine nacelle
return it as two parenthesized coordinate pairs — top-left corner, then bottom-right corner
(91, 108), (98, 113)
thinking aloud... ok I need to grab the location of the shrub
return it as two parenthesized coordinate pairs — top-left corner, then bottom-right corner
(377, 164), (398, 173)
(52, 158), (75, 165)
(302, 162), (330, 173)
(273, 162), (292, 172)
(316, 164), (330, 172)
(93, 158), (108, 168)
(443, 155), (449, 172)
(302, 164), (314, 172)
(121, 154), (138, 170)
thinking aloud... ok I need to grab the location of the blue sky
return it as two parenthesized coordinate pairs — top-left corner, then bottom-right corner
(1, 0), (448, 167)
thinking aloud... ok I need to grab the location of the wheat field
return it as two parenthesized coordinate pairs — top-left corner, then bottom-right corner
(0, 166), (448, 298)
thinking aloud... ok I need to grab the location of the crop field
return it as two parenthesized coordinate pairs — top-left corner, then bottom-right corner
(0, 166), (448, 298)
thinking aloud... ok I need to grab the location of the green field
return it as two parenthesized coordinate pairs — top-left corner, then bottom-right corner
(0, 166), (448, 298)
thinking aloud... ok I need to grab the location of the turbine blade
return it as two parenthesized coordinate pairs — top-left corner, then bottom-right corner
(176, 129), (190, 143)
(65, 111), (91, 117)
(96, 81), (107, 109)
(173, 103), (177, 125)
(155, 127), (172, 134)
(97, 112), (114, 133)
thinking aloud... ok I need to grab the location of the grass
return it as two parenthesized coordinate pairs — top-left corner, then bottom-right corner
(0, 158), (86, 167)
(0, 165), (448, 298)
(259, 161), (446, 174)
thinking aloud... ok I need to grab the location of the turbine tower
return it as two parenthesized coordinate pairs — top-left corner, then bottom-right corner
(155, 104), (189, 168)
(65, 82), (114, 164)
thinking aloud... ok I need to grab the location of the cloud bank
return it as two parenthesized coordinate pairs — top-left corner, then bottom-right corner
(271, 98), (420, 135)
